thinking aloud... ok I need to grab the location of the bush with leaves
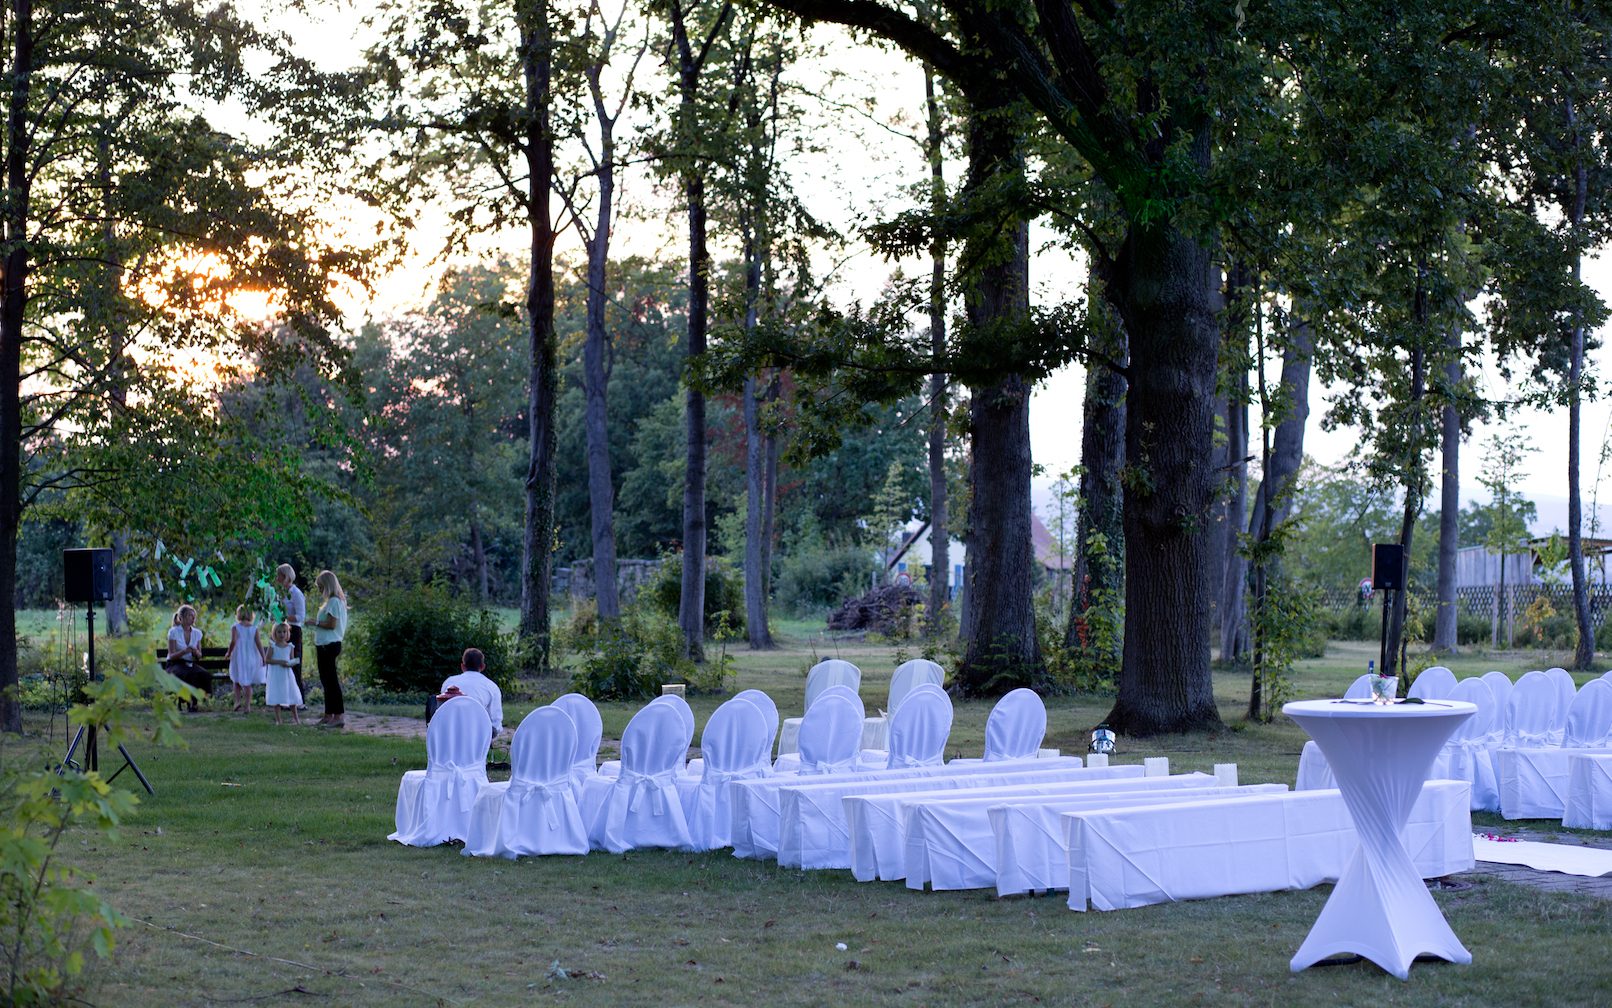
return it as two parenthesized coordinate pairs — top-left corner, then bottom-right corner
(772, 546), (873, 617)
(563, 604), (699, 701)
(1, 662), (190, 1004)
(346, 586), (520, 694)
(641, 553), (745, 636)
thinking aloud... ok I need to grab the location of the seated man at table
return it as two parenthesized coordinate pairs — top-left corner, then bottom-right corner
(440, 648), (502, 738)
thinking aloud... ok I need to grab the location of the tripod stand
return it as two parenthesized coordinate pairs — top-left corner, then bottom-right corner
(59, 598), (153, 795)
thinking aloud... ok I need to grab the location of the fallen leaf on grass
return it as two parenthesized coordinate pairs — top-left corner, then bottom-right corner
(845, 961), (864, 971)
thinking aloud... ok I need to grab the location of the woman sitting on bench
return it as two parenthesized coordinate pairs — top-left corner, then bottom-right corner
(165, 605), (211, 712)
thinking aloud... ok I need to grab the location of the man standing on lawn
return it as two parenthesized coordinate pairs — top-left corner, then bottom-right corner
(441, 648), (503, 738)
(275, 564), (308, 706)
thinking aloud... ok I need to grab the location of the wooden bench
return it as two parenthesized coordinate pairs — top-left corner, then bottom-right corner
(155, 647), (232, 696)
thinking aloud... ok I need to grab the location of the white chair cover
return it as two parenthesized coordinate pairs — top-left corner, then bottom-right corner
(1563, 754), (1612, 830)
(783, 693), (864, 775)
(1546, 667), (1578, 726)
(1602, 670), (1612, 684)
(733, 688), (780, 756)
(600, 694), (697, 779)
(585, 702), (694, 852)
(464, 706), (586, 858)
(551, 692), (604, 787)
(1506, 670), (1561, 747)
(805, 659), (861, 710)
(1562, 678), (1611, 747)
(775, 762), (1126, 870)
(888, 659), (945, 714)
(1429, 678), (1499, 811)
(677, 697), (773, 851)
(881, 683), (952, 769)
(1345, 674), (1375, 699)
(1408, 666), (1456, 700)
(840, 771), (1213, 885)
(1295, 677), (1378, 790)
(389, 696), (491, 846)
(1481, 671), (1513, 713)
(983, 688), (1047, 761)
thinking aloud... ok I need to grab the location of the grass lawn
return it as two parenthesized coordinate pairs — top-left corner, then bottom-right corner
(16, 632), (1612, 1006)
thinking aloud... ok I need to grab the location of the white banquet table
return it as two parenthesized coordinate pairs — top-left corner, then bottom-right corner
(1283, 698), (1476, 980)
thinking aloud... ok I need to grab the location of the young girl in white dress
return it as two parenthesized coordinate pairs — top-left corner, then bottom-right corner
(224, 605), (267, 713)
(263, 622), (302, 725)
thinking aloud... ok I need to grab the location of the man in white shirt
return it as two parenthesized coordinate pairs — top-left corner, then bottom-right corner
(440, 648), (503, 737)
(275, 563), (308, 705)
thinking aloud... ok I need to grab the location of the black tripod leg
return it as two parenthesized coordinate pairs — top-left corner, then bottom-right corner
(107, 745), (155, 795)
(58, 725), (87, 774)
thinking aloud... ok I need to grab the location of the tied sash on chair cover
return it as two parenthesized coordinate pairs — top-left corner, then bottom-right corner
(679, 697), (773, 850)
(1506, 671), (1562, 748)
(786, 693), (865, 774)
(1408, 666), (1456, 700)
(880, 684), (952, 769)
(551, 693), (603, 790)
(464, 706), (586, 858)
(983, 688), (1047, 761)
(389, 696), (492, 846)
(586, 703), (693, 853)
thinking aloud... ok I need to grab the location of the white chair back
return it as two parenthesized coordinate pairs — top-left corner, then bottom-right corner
(1546, 667), (1578, 722)
(805, 659), (861, 710)
(551, 692), (603, 779)
(888, 659), (945, 713)
(983, 688), (1047, 761)
(589, 702), (694, 853)
(1564, 679), (1612, 748)
(650, 694), (696, 769)
(430, 695), (494, 770)
(1344, 674), (1374, 700)
(494, 706), (587, 856)
(814, 684), (866, 720)
(682, 698), (772, 851)
(733, 688), (780, 752)
(1506, 670), (1560, 747)
(794, 693), (864, 774)
(1601, 670), (1612, 684)
(884, 683), (952, 769)
(1482, 672), (1513, 724)
(1408, 665), (1456, 700)
(1446, 676), (1500, 810)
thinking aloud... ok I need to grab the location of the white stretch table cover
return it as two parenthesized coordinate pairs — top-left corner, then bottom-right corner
(982, 688), (1048, 761)
(988, 783), (1292, 896)
(677, 697), (773, 851)
(1409, 666), (1456, 700)
(584, 702), (694, 852)
(1283, 699), (1475, 980)
(904, 781), (1279, 892)
(1563, 754), (1612, 830)
(879, 684), (952, 769)
(1496, 745), (1612, 819)
(1430, 677), (1499, 811)
(1061, 780), (1473, 915)
(464, 706), (586, 858)
(846, 772), (1211, 883)
(550, 693), (603, 790)
(1563, 679), (1612, 747)
(1506, 671), (1561, 747)
(775, 764), (1136, 870)
(730, 756), (1087, 860)
(389, 696), (492, 846)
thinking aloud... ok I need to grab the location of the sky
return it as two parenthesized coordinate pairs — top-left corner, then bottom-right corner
(270, 2), (1612, 539)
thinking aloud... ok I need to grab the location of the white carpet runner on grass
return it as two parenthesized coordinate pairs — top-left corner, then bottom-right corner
(1473, 834), (1612, 876)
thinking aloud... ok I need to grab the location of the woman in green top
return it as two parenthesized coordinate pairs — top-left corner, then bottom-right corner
(311, 569), (349, 727)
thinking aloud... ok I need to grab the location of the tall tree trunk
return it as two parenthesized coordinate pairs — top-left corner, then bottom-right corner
(761, 373), (779, 602)
(670, 1), (716, 661)
(742, 372), (772, 648)
(1219, 288), (1249, 665)
(582, 159), (620, 619)
(1065, 288), (1126, 655)
(0, 0), (33, 732)
(955, 105), (1039, 696)
(517, 0), (558, 674)
(924, 67), (950, 639)
(1101, 206), (1225, 732)
(469, 514), (489, 602)
(1566, 96), (1594, 670)
(1384, 281), (1430, 679)
(1246, 315), (1313, 719)
(1433, 327), (1461, 653)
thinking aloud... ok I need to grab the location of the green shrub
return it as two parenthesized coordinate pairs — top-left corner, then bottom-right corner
(1598, 618), (1612, 653)
(773, 546), (873, 617)
(1320, 604), (1376, 641)
(564, 604), (699, 701)
(347, 585), (519, 694)
(642, 554), (745, 636)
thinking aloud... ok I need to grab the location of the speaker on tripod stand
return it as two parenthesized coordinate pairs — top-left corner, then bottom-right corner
(58, 548), (153, 794)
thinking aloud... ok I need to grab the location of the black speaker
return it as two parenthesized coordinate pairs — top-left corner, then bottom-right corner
(63, 548), (115, 602)
(1371, 543), (1405, 591)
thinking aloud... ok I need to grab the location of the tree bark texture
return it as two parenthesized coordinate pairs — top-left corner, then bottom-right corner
(1384, 338), (1428, 679)
(955, 107), (1039, 696)
(517, 0), (558, 674)
(1219, 360), (1249, 664)
(582, 148), (620, 619)
(743, 370), (773, 648)
(0, 0), (33, 732)
(1567, 96), (1594, 669)
(1066, 291), (1126, 652)
(1433, 328), (1461, 653)
(1101, 218), (1225, 735)
(924, 67), (950, 639)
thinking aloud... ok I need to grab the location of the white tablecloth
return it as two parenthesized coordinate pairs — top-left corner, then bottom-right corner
(1283, 699), (1475, 979)
(1496, 746), (1612, 819)
(1563, 753), (1612, 830)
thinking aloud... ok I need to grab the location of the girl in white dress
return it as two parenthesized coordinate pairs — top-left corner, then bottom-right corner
(263, 622), (302, 725)
(224, 605), (267, 713)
